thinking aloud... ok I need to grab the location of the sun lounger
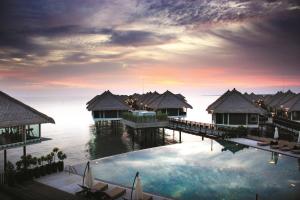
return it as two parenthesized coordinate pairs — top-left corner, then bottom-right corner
(94, 186), (126, 200)
(280, 145), (293, 151)
(257, 141), (269, 146)
(270, 145), (280, 149)
(91, 182), (109, 192)
(291, 149), (300, 154)
(142, 193), (153, 200)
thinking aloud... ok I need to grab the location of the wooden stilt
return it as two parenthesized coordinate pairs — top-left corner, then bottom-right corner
(4, 149), (7, 172)
(162, 128), (165, 145)
(179, 131), (182, 143)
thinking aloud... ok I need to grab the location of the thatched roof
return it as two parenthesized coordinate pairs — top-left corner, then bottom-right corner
(87, 90), (130, 111)
(264, 91), (285, 106)
(206, 89), (266, 114)
(272, 90), (296, 109)
(244, 92), (264, 102)
(281, 93), (300, 112)
(206, 90), (230, 112)
(0, 91), (55, 128)
(143, 91), (160, 106)
(147, 90), (193, 110)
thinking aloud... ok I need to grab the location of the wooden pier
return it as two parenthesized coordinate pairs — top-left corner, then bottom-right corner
(168, 118), (225, 138)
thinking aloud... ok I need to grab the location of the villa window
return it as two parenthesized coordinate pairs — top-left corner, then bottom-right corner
(292, 111), (300, 120)
(229, 113), (246, 125)
(248, 114), (258, 124)
(216, 113), (223, 124)
(224, 113), (228, 124)
(93, 111), (100, 118)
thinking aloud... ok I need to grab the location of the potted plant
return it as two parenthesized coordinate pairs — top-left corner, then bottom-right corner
(57, 151), (67, 172)
(31, 157), (40, 178)
(39, 156), (47, 176)
(46, 154), (53, 174)
(15, 160), (23, 183)
(6, 161), (16, 186)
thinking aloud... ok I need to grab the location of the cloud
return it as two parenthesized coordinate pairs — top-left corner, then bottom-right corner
(209, 10), (300, 75)
(108, 30), (175, 46)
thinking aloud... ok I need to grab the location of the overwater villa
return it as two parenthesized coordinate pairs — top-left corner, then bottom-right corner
(88, 90), (193, 120)
(86, 90), (130, 121)
(280, 93), (300, 122)
(0, 91), (54, 170)
(145, 90), (193, 117)
(207, 89), (267, 128)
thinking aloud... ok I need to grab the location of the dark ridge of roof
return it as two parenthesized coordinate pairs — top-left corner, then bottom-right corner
(264, 91), (285, 106)
(0, 91), (55, 128)
(86, 90), (130, 111)
(143, 91), (160, 106)
(148, 90), (193, 110)
(176, 94), (186, 101)
(272, 91), (296, 109)
(207, 89), (266, 114)
(206, 90), (231, 112)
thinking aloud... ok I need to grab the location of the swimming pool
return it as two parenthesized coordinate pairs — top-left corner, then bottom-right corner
(75, 138), (300, 200)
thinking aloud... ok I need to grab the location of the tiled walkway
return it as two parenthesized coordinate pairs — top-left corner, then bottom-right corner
(228, 138), (300, 158)
(36, 172), (172, 200)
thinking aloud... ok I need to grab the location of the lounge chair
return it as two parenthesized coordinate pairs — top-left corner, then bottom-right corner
(257, 141), (269, 146)
(291, 149), (300, 154)
(279, 145), (293, 151)
(122, 193), (153, 200)
(270, 145), (280, 149)
(94, 187), (126, 200)
(91, 182), (109, 192)
(142, 193), (153, 200)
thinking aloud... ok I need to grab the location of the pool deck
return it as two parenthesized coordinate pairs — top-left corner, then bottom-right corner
(228, 138), (300, 158)
(36, 171), (173, 200)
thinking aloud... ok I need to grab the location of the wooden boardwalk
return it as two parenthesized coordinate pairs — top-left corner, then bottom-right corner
(168, 118), (225, 138)
(272, 117), (300, 134)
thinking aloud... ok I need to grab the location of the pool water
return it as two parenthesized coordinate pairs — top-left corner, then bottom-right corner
(76, 138), (300, 200)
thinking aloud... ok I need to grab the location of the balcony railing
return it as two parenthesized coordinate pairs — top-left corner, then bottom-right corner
(122, 112), (168, 123)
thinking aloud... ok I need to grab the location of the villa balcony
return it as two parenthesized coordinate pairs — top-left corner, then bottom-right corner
(122, 112), (169, 129)
(0, 124), (41, 150)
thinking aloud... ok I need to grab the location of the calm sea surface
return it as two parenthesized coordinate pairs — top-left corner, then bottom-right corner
(0, 95), (218, 170)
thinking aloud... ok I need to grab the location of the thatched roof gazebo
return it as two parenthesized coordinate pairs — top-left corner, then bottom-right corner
(87, 90), (130, 120)
(147, 90), (193, 116)
(207, 89), (266, 128)
(0, 91), (55, 171)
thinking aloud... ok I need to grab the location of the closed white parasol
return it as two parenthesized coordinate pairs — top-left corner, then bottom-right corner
(84, 163), (94, 188)
(274, 127), (279, 140)
(298, 131), (300, 143)
(135, 176), (143, 200)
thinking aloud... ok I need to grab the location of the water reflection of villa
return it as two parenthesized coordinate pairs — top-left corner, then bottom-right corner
(0, 91), (54, 170)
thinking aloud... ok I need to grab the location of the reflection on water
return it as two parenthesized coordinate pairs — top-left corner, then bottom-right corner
(75, 139), (300, 200)
(0, 95), (216, 170)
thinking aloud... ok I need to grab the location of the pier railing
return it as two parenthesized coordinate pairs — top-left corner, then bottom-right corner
(168, 118), (225, 137)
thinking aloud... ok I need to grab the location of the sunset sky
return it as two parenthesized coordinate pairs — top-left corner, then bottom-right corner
(0, 0), (300, 96)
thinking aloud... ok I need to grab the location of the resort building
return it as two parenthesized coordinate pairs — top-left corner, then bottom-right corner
(146, 90), (193, 117)
(280, 94), (300, 122)
(87, 90), (131, 121)
(0, 91), (55, 170)
(207, 89), (267, 128)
